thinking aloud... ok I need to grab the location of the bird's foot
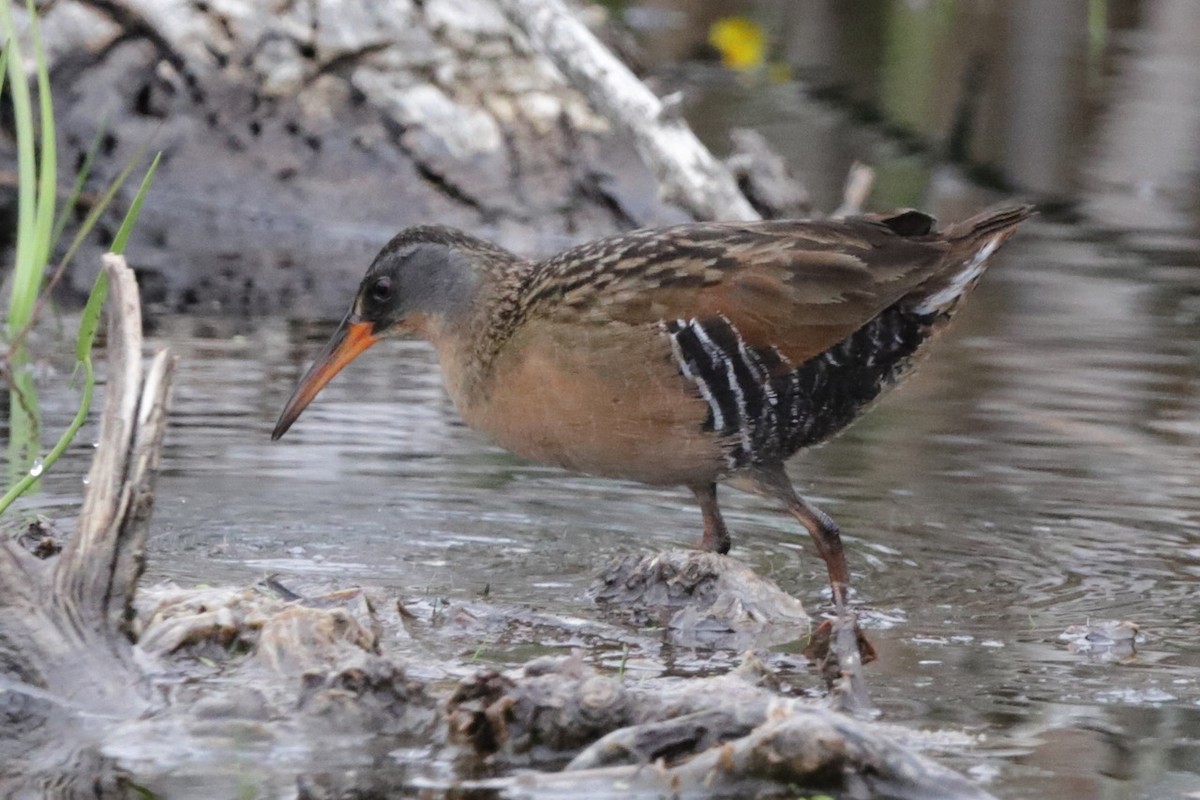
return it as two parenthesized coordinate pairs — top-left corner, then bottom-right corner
(695, 529), (731, 555)
(803, 607), (878, 718)
(804, 615), (877, 665)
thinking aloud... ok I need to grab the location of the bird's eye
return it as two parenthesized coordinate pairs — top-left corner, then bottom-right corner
(370, 277), (392, 303)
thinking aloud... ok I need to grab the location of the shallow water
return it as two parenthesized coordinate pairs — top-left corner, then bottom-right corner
(8, 0), (1200, 797)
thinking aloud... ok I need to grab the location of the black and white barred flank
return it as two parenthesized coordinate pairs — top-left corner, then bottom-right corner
(662, 307), (934, 470)
(662, 317), (778, 468)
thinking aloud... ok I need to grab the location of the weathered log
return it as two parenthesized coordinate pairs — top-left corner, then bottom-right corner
(33, 0), (704, 317)
(495, 0), (759, 222)
(488, 707), (994, 800)
(0, 253), (172, 714)
(448, 652), (993, 800)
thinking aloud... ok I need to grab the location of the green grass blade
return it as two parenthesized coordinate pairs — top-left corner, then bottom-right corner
(28, 0), (56, 276)
(0, 337), (95, 515)
(1, 0), (39, 338)
(53, 143), (152, 284)
(5, 139), (154, 359)
(111, 151), (161, 255)
(52, 122), (107, 248)
(0, 356), (93, 514)
(2, 0), (44, 484)
(75, 271), (107, 362)
(0, 47), (10, 106)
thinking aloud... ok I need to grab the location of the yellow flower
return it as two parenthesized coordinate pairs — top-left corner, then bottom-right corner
(708, 16), (765, 72)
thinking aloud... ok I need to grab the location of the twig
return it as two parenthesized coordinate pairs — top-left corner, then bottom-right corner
(832, 161), (875, 218)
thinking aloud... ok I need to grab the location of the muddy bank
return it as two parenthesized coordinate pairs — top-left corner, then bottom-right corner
(29, 0), (692, 319)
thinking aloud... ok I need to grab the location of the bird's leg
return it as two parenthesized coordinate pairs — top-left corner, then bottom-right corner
(750, 467), (850, 609)
(750, 466), (877, 699)
(691, 483), (731, 555)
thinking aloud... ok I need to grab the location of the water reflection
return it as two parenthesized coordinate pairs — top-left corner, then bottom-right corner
(640, 0), (1200, 231)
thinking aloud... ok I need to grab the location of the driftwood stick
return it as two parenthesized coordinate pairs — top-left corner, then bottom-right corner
(495, 0), (760, 222)
(56, 254), (146, 622)
(112, 348), (174, 639)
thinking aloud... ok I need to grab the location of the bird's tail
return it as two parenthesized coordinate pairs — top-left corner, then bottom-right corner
(911, 205), (1035, 317)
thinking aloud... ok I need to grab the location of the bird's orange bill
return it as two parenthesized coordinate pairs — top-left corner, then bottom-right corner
(272, 318), (379, 440)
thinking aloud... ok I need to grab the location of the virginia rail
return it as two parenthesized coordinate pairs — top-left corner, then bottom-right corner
(273, 207), (1032, 611)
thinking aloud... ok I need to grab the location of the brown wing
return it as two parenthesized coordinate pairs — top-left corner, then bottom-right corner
(526, 212), (952, 365)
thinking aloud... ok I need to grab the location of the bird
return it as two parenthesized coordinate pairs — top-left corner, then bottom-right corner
(272, 206), (1033, 613)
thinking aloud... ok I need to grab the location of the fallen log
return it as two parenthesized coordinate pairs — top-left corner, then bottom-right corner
(35, 0), (713, 317)
(447, 652), (993, 800)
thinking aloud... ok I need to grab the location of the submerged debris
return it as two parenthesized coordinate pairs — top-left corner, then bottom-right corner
(589, 551), (878, 716)
(449, 652), (633, 761)
(449, 652), (989, 799)
(14, 516), (65, 559)
(296, 652), (438, 736)
(1059, 620), (1140, 661)
(122, 576), (988, 797)
(590, 550), (809, 648)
